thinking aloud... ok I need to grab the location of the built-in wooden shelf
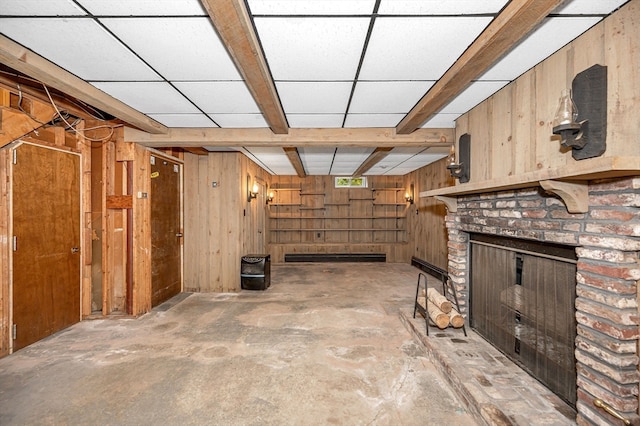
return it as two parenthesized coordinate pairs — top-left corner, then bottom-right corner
(270, 228), (405, 232)
(421, 156), (640, 213)
(300, 192), (325, 196)
(372, 187), (405, 191)
(324, 203), (350, 206)
(299, 207), (325, 210)
(349, 197), (375, 200)
(373, 203), (408, 206)
(271, 187), (301, 191)
(270, 203), (302, 206)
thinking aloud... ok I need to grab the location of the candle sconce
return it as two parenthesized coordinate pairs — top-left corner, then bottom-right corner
(552, 64), (607, 160)
(404, 184), (414, 204)
(447, 133), (470, 183)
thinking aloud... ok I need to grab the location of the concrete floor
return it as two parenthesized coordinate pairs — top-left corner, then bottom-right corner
(0, 263), (476, 425)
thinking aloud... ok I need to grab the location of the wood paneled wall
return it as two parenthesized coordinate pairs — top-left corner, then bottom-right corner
(404, 157), (454, 270)
(455, 0), (639, 182)
(267, 175), (411, 263)
(183, 152), (270, 292)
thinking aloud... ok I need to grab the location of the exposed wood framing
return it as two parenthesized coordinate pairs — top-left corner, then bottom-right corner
(282, 147), (306, 177)
(0, 35), (167, 135)
(200, 0), (288, 134)
(396, 0), (565, 134)
(125, 127), (453, 148)
(352, 147), (393, 177)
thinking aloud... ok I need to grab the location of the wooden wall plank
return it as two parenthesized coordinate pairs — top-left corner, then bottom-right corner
(131, 144), (151, 315)
(0, 149), (9, 356)
(453, 1), (639, 182)
(604, 1), (640, 156)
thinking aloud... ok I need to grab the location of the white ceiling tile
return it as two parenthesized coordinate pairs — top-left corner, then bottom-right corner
(2, 0), (86, 15)
(254, 17), (370, 80)
(552, 0), (630, 15)
(77, 0), (207, 16)
(378, 0), (509, 15)
(0, 18), (160, 81)
(286, 115), (345, 128)
(359, 17), (492, 80)
(439, 81), (510, 114)
(299, 148), (336, 175)
(331, 147), (375, 175)
(242, 147), (297, 175)
(174, 82), (260, 113)
(91, 82), (199, 114)
(148, 114), (216, 127)
(420, 113), (459, 128)
(344, 114), (405, 127)
(248, 0), (376, 15)
(209, 114), (269, 128)
(100, 18), (241, 81)
(349, 81), (434, 113)
(480, 17), (601, 80)
(277, 82), (352, 114)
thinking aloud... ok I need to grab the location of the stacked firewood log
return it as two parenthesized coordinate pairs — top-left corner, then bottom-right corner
(417, 287), (464, 329)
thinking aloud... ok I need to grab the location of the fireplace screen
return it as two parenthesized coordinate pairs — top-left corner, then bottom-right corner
(470, 236), (577, 407)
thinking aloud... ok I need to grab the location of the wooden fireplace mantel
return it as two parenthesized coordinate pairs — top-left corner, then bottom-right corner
(421, 156), (640, 213)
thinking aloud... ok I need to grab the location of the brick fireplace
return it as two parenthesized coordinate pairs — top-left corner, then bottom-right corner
(445, 177), (640, 425)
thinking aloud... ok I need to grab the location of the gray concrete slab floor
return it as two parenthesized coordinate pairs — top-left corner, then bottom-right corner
(0, 263), (475, 425)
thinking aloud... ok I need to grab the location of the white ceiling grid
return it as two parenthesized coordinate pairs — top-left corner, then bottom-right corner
(0, 0), (630, 175)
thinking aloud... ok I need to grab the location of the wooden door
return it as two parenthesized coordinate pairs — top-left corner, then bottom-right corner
(150, 156), (181, 307)
(12, 143), (81, 351)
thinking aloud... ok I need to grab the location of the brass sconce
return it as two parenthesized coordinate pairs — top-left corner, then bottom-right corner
(247, 175), (258, 202)
(266, 190), (274, 204)
(446, 133), (470, 183)
(552, 64), (607, 160)
(405, 184), (414, 204)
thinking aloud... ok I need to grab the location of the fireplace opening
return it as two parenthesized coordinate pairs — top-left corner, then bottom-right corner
(469, 234), (578, 408)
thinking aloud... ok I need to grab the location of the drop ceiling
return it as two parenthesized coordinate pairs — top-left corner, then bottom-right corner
(0, 0), (629, 175)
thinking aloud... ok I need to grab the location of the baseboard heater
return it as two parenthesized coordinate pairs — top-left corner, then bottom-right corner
(284, 253), (386, 263)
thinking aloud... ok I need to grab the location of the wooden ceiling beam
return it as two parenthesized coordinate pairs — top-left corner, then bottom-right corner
(396, 0), (565, 134)
(125, 127), (453, 148)
(183, 147), (210, 155)
(200, 0), (288, 134)
(282, 147), (307, 177)
(352, 147), (393, 177)
(0, 35), (167, 135)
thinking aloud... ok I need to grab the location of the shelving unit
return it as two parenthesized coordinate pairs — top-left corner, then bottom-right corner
(268, 181), (408, 244)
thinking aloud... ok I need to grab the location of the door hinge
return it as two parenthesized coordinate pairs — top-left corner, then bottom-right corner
(12, 149), (17, 165)
(12, 324), (16, 340)
(12, 236), (17, 251)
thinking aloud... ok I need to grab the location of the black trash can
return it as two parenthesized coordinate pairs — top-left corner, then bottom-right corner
(241, 254), (271, 290)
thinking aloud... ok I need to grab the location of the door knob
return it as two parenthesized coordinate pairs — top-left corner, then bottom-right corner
(71, 247), (80, 253)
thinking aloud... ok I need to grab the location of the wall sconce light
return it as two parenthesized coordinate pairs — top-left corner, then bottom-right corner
(446, 133), (470, 183)
(266, 191), (274, 204)
(552, 64), (607, 160)
(405, 184), (414, 204)
(247, 175), (258, 202)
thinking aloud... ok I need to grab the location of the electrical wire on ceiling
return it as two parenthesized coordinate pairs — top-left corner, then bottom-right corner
(1, 69), (121, 144)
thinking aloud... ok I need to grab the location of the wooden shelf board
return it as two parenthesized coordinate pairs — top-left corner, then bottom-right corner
(373, 203), (408, 206)
(299, 207), (325, 210)
(271, 228), (405, 232)
(349, 198), (375, 200)
(324, 203), (350, 206)
(420, 156), (640, 198)
(300, 192), (325, 196)
(272, 187), (301, 191)
(270, 203), (302, 206)
(372, 187), (405, 191)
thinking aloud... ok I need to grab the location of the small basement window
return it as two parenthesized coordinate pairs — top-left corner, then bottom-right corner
(335, 177), (367, 188)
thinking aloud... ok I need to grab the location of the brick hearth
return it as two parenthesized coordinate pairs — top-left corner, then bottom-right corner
(445, 177), (640, 424)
